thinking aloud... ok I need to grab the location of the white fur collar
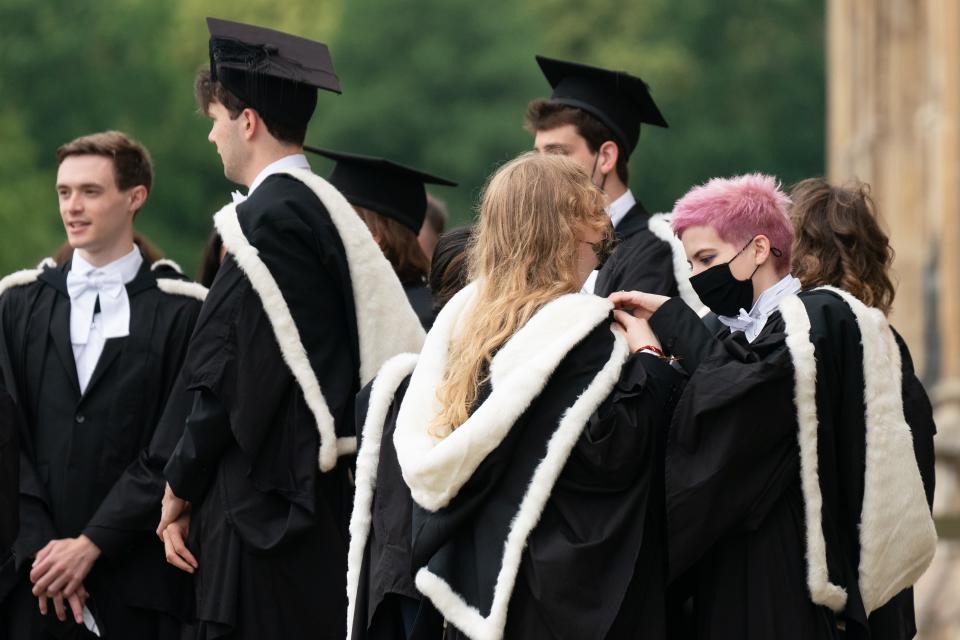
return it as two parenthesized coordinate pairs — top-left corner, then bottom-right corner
(213, 170), (424, 471)
(779, 287), (937, 614)
(393, 283), (618, 512)
(0, 258), (55, 297)
(647, 213), (707, 316)
(345, 353), (420, 640)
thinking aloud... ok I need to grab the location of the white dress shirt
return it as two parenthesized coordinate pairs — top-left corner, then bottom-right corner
(68, 246), (143, 393)
(717, 274), (802, 343)
(231, 153), (312, 203)
(582, 189), (637, 295)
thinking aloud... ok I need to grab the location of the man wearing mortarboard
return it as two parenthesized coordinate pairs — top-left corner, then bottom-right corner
(306, 147), (457, 330)
(154, 18), (425, 639)
(525, 56), (702, 310)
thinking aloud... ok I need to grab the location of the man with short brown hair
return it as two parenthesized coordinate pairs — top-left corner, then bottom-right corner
(0, 130), (204, 638)
(156, 18), (424, 639)
(525, 56), (694, 303)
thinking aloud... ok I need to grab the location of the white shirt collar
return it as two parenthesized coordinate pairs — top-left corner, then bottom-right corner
(71, 244), (143, 284)
(717, 274), (802, 342)
(607, 189), (636, 230)
(247, 153), (312, 196)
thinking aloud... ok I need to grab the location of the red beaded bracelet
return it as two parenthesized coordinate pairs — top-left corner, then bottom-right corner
(637, 344), (665, 357)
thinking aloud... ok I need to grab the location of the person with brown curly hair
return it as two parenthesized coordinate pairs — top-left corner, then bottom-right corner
(789, 178), (937, 638)
(790, 178), (896, 314)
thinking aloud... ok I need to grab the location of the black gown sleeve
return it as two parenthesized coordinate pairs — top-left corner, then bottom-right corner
(164, 389), (234, 504)
(649, 296), (723, 374)
(0, 289), (57, 571)
(0, 387), (19, 550)
(893, 330), (936, 508)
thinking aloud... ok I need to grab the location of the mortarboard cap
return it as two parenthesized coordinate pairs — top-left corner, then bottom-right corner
(207, 17), (341, 128)
(536, 55), (668, 156)
(305, 147), (456, 234)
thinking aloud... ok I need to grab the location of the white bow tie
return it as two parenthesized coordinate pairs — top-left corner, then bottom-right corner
(720, 308), (758, 333)
(231, 190), (247, 204)
(66, 269), (130, 344)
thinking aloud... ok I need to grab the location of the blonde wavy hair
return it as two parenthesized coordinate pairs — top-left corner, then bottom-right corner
(429, 152), (610, 437)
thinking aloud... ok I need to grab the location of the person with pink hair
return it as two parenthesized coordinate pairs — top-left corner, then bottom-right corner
(610, 174), (936, 639)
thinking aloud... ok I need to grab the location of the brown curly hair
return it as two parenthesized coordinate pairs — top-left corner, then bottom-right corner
(789, 177), (896, 315)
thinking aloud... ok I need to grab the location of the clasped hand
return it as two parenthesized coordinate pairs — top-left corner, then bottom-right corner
(156, 482), (198, 574)
(30, 535), (99, 624)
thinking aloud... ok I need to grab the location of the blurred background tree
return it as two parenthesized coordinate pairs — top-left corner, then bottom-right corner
(0, 0), (824, 276)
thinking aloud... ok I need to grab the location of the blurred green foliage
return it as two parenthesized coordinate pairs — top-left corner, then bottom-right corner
(0, 0), (823, 277)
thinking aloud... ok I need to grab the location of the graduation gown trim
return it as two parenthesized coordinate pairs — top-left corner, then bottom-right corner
(0, 258), (56, 296)
(150, 258), (185, 274)
(212, 168), (425, 472)
(346, 352), (420, 640)
(779, 286), (937, 614)
(646, 213), (706, 314)
(393, 283), (630, 640)
(150, 258), (208, 300)
(284, 167), (426, 385)
(394, 283), (623, 511)
(154, 278), (208, 301)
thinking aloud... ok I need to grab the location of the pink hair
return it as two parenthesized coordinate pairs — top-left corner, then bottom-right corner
(672, 173), (794, 272)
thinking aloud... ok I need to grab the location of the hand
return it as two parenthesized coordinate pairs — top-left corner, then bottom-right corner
(30, 536), (100, 606)
(156, 482), (189, 540)
(612, 311), (662, 354)
(608, 291), (670, 320)
(38, 583), (88, 624)
(162, 512), (198, 574)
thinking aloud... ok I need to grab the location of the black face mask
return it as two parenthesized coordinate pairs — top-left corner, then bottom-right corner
(587, 229), (618, 271)
(689, 238), (780, 317)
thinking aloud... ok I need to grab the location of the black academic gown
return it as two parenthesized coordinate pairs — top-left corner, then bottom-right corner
(0, 386), (20, 549)
(0, 260), (202, 639)
(595, 201), (678, 297)
(351, 376), (444, 640)
(648, 291), (935, 640)
(352, 304), (684, 640)
(403, 281), (434, 331)
(164, 174), (359, 640)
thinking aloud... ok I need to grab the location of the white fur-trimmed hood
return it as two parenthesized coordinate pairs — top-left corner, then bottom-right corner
(282, 168), (426, 385)
(395, 284), (631, 640)
(213, 170), (424, 471)
(393, 283), (619, 512)
(779, 287), (937, 615)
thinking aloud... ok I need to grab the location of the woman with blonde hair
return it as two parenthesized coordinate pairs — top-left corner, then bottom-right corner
(346, 152), (684, 640)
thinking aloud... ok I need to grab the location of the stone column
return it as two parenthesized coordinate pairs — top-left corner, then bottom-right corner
(827, 0), (960, 635)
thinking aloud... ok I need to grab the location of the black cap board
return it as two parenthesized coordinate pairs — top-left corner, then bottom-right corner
(536, 55), (668, 156)
(305, 147), (457, 234)
(207, 17), (341, 128)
